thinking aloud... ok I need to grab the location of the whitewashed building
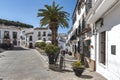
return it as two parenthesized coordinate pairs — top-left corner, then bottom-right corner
(85, 0), (120, 80)
(66, 0), (92, 64)
(67, 0), (120, 79)
(25, 27), (52, 48)
(0, 24), (21, 47)
(58, 33), (67, 50)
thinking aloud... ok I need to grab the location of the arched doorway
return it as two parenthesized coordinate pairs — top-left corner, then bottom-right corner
(29, 43), (33, 48)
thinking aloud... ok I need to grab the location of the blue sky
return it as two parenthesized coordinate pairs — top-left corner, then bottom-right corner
(0, 0), (77, 33)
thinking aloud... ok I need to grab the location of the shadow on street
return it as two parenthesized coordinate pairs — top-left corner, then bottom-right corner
(11, 47), (29, 50)
(80, 75), (93, 79)
(0, 47), (29, 52)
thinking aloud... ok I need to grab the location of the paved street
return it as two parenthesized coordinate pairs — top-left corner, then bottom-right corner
(0, 48), (107, 80)
(0, 48), (52, 80)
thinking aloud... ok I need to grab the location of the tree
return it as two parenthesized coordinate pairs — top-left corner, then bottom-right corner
(37, 1), (69, 46)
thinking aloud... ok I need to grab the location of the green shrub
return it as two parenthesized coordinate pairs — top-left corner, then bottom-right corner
(35, 42), (40, 47)
(35, 42), (46, 50)
(71, 61), (84, 69)
(45, 44), (59, 55)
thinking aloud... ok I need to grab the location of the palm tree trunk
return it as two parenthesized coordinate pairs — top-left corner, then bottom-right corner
(49, 22), (58, 46)
(51, 28), (58, 46)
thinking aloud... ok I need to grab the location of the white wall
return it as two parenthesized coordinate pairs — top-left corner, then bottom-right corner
(90, 35), (96, 60)
(96, 4), (120, 80)
(0, 28), (21, 46)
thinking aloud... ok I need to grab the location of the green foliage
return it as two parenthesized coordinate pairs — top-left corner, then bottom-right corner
(45, 44), (59, 55)
(37, 1), (69, 28)
(35, 42), (46, 50)
(71, 61), (84, 69)
(0, 19), (33, 28)
(37, 1), (69, 45)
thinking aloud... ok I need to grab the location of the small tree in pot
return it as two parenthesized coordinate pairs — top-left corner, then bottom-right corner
(45, 44), (59, 65)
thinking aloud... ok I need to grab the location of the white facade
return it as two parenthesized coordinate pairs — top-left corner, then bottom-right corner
(66, 0), (87, 58)
(67, 0), (120, 79)
(0, 24), (52, 48)
(95, 4), (120, 80)
(58, 33), (67, 50)
(25, 28), (52, 48)
(0, 25), (21, 47)
(86, 0), (120, 80)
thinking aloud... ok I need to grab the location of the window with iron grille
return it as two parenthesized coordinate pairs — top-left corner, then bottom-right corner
(99, 31), (106, 65)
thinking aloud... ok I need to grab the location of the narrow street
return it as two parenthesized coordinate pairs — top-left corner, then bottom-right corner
(0, 48), (51, 80)
(0, 47), (107, 80)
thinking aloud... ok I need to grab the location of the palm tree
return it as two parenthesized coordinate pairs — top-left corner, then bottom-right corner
(37, 1), (69, 46)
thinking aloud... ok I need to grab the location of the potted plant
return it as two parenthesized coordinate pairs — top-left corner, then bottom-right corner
(71, 61), (85, 76)
(45, 44), (59, 65)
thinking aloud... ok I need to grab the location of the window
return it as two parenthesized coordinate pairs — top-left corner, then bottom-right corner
(13, 40), (17, 45)
(78, 2), (81, 15)
(29, 36), (32, 41)
(4, 31), (9, 39)
(38, 32), (41, 36)
(86, 0), (92, 14)
(78, 41), (80, 53)
(13, 32), (17, 39)
(82, 15), (85, 31)
(99, 31), (106, 65)
(43, 32), (46, 36)
(43, 38), (46, 41)
(78, 20), (81, 33)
